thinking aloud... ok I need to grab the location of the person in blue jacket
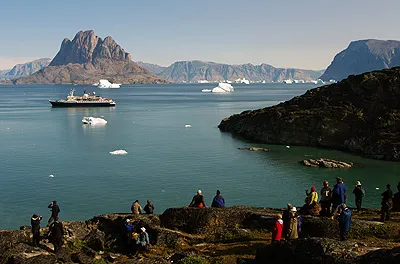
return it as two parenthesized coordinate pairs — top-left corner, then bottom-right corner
(332, 178), (346, 211)
(337, 203), (351, 241)
(211, 190), (225, 208)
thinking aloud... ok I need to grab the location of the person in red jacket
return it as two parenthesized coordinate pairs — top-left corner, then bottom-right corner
(272, 214), (283, 243)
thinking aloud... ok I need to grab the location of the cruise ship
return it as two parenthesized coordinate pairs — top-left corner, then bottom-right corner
(49, 89), (116, 107)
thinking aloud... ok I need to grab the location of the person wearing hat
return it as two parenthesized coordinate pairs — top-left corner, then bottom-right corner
(352, 181), (365, 212)
(320, 181), (332, 216)
(287, 207), (298, 240)
(188, 190), (206, 208)
(271, 214), (283, 243)
(134, 227), (150, 255)
(31, 214), (43, 247)
(332, 177), (346, 211)
(125, 219), (134, 246)
(301, 186), (319, 215)
(380, 184), (393, 222)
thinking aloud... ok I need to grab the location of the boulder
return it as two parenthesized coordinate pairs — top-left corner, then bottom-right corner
(302, 158), (353, 168)
(84, 229), (105, 251)
(238, 147), (271, 152)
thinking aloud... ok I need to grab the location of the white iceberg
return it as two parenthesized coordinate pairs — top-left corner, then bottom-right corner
(211, 83), (234, 93)
(109, 149), (128, 155)
(185, 124), (192, 128)
(49, 174), (55, 178)
(82, 117), (108, 125)
(201, 89), (212, 93)
(97, 79), (121, 88)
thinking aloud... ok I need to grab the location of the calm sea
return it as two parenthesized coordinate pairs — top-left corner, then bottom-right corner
(0, 83), (399, 229)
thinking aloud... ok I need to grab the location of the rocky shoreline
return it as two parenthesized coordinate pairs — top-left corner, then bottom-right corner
(1, 206), (399, 263)
(218, 67), (400, 161)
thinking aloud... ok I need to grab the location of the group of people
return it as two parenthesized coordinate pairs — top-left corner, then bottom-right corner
(124, 219), (150, 256)
(187, 189), (226, 208)
(130, 200), (155, 215)
(30, 200), (64, 252)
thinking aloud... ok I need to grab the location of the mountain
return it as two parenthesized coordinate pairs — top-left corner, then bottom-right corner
(6, 58), (50, 79)
(219, 67), (400, 161)
(140, 60), (324, 82)
(0, 69), (10, 80)
(137, 61), (167, 75)
(14, 30), (166, 84)
(320, 39), (400, 81)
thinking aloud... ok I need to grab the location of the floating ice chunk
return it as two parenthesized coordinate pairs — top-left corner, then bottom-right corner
(82, 117), (107, 125)
(376, 187), (380, 190)
(286, 146), (290, 148)
(201, 89), (212, 93)
(109, 149), (128, 155)
(49, 174), (54, 178)
(185, 124), (192, 128)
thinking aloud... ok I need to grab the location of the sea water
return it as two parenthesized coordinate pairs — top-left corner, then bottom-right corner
(0, 83), (398, 229)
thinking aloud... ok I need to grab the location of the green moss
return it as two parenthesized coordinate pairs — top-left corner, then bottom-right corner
(65, 238), (87, 252)
(179, 256), (209, 264)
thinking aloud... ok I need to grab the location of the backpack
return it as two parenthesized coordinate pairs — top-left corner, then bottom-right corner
(212, 197), (225, 207)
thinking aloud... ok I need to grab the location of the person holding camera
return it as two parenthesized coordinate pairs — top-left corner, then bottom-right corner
(47, 200), (60, 226)
(31, 214), (43, 247)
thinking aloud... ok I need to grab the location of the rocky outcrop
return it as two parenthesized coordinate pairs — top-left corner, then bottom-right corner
(14, 30), (167, 84)
(320, 39), (400, 81)
(302, 158), (353, 168)
(219, 67), (400, 161)
(238, 147), (271, 152)
(150, 60), (323, 82)
(137, 61), (167, 75)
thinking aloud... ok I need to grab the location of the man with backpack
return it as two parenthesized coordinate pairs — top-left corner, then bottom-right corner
(336, 204), (351, 241)
(211, 190), (225, 208)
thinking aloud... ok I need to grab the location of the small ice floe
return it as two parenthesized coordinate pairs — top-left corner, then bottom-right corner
(49, 174), (55, 178)
(109, 149), (128, 155)
(82, 117), (107, 125)
(376, 187), (380, 190)
(185, 124), (192, 128)
(286, 146), (290, 149)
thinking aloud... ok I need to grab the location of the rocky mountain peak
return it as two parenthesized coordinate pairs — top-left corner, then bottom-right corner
(49, 30), (131, 66)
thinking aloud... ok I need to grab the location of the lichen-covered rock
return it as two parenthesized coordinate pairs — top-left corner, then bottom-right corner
(219, 67), (400, 161)
(302, 158), (353, 168)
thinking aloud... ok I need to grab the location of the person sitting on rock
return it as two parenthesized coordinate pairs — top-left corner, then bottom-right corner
(48, 217), (64, 253)
(143, 200), (154, 214)
(300, 186), (320, 215)
(335, 204), (351, 241)
(287, 207), (298, 240)
(189, 190), (206, 208)
(211, 190), (225, 208)
(134, 227), (150, 255)
(271, 214), (283, 243)
(380, 184), (393, 222)
(352, 181), (365, 213)
(282, 203), (293, 240)
(31, 214), (43, 247)
(320, 181), (332, 216)
(392, 182), (400, 212)
(131, 200), (143, 215)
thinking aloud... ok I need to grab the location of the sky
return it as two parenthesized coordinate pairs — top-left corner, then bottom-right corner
(1, 0), (400, 70)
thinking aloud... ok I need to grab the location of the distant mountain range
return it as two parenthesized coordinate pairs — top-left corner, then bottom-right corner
(137, 60), (324, 83)
(14, 30), (166, 84)
(0, 58), (50, 80)
(321, 39), (400, 81)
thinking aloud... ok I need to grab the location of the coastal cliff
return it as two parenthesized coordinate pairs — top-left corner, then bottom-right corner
(13, 30), (167, 84)
(0, 207), (399, 264)
(218, 67), (400, 161)
(320, 39), (400, 81)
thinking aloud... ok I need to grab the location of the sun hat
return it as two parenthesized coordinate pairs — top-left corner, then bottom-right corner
(141, 227), (146, 232)
(311, 186), (316, 191)
(291, 207), (297, 212)
(356, 181), (361, 186)
(126, 219), (131, 223)
(197, 190), (202, 195)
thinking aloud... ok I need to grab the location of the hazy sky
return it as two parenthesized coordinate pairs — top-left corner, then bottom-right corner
(1, 0), (400, 70)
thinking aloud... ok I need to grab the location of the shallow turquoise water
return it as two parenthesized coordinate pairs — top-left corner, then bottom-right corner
(0, 83), (398, 229)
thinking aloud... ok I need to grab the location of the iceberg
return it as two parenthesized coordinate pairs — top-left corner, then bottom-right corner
(201, 89), (212, 93)
(97, 79), (121, 88)
(211, 83), (234, 93)
(82, 116), (108, 125)
(109, 149), (128, 155)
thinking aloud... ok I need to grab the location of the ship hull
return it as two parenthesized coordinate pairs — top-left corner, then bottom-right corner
(49, 101), (115, 107)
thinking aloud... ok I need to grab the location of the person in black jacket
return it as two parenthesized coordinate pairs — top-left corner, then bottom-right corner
(143, 200), (154, 214)
(47, 200), (60, 226)
(48, 217), (64, 253)
(380, 184), (393, 222)
(31, 214), (42, 247)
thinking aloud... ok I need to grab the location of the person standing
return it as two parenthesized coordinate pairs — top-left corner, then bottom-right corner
(188, 190), (206, 208)
(287, 207), (298, 240)
(320, 181), (332, 216)
(271, 214), (283, 243)
(337, 204), (351, 241)
(134, 227), (150, 255)
(31, 214), (43, 247)
(380, 184), (393, 222)
(282, 203), (293, 240)
(47, 200), (60, 226)
(211, 190), (225, 208)
(143, 200), (155, 214)
(352, 181), (365, 212)
(48, 217), (64, 253)
(131, 200), (143, 215)
(393, 182), (400, 211)
(332, 178), (346, 210)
